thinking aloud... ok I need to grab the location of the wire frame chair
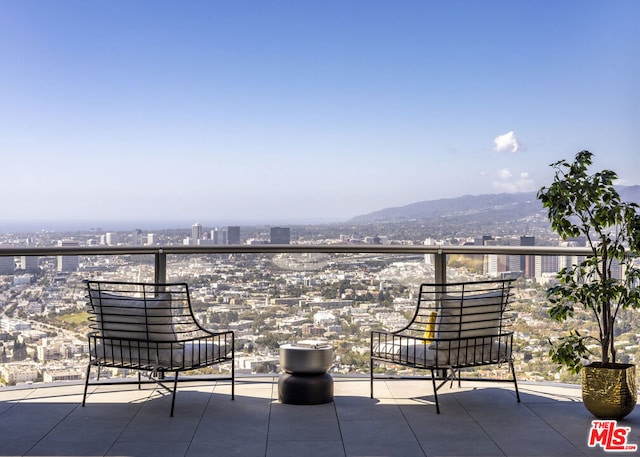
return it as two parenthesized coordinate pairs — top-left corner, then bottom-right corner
(82, 280), (234, 416)
(371, 279), (519, 413)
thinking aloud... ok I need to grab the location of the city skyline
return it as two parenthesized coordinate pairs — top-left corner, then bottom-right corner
(2, 1), (639, 231)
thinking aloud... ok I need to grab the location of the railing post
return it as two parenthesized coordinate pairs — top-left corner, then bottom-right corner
(434, 249), (446, 284)
(155, 249), (167, 284)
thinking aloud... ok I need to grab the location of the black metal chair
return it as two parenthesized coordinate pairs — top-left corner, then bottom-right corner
(370, 279), (519, 413)
(82, 280), (234, 416)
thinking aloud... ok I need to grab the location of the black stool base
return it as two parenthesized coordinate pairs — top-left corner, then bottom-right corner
(278, 372), (334, 405)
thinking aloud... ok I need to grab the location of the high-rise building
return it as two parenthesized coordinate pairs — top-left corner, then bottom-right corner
(505, 238), (522, 274)
(0, 255), (14, 275)
(535, 255), (558, 280)
(483, 238), (508, 276)
(270, 227), (290, 245)
(192, 223), (203, 241)
(210, 228), (228, 245)
(131, 229), (143, 246)
(610, 258), (624, 281)
(520, 236), (536, 279)
(228, 226), (241, 245)
(558, 240), (585, 272)
(105, 232), (119, 246)
(475, 235), (494, 246)
(57, 240), (79, 272)
(20, 256), (39, 273)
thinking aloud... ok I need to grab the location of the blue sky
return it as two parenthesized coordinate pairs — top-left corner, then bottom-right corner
(1, 1), (639, 230)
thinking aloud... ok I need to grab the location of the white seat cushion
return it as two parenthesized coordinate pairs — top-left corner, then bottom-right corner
(373, 338), (510, 367)
(92, 340), (232, 369)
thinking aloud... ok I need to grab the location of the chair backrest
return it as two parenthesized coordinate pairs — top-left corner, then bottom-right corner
(405, 279), (514, 343)
(85, 280), (205, 342)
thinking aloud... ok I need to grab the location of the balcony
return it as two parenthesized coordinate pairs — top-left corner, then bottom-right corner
(1, 376), (622, 457)
(0, 243), (636, 456)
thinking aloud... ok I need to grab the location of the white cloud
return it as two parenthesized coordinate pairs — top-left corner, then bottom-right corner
(493, 131), (522, 154)
(498, 168), (512, 180)
(492, 170), (535, 193)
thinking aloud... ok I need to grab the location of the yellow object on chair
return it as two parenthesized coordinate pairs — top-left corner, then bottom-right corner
(422, 311), (438, 343)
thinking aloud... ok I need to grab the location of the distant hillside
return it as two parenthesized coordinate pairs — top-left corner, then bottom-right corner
(620, 185), (640, 204)
(349, 186), (640, 224)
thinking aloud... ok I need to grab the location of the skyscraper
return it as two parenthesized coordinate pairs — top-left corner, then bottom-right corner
(520, 236), (536, 279)
(105, 232), (119, 246)
(57, 240), (79, 272)
(228, 226), (241, 245)
(131, 229), (144, 246)
(20, 256), (39, 273)
(0, 255), (14, 275)
(192, 223), (203, 241)
(212, 228), (228, 245)
(535, 255), (558, 280)
(270, 227), (291, 245)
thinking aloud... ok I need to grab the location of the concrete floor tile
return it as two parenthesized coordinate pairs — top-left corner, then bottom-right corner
(39, 415), (130, 443)
(186, 437), (267, 457)
(192, 421), (268, 442)
(108, 440), (191, 457)
(0, 403), (76, 442)
(491, 435), (584, 457)
(200, 394), (270, 423)
(0, 441), (37, 456)
(420, 438), (505, 457)
(269, 415), (342, 441)
(345, 441), (427, 457)
(408, 415), (490, 442)
(335, 395), (404, 422)
(340, 419), (417, 445)
(270, 401), (337, 419)
(266, 440), (345, 457)
(26, 439), (114, 456)
(118, 414), (201, 442)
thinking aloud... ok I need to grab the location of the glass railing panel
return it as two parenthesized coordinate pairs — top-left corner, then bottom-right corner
(0, 253), (158, 387)
(0, 245), (610, 389)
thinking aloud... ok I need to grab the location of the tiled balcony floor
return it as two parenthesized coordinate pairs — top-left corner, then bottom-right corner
(1, 376), (639, 457)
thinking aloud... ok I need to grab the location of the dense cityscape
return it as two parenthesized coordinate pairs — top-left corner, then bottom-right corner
(1, 218), (639, 388)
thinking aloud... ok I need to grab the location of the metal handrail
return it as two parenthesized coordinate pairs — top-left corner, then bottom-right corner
(0, 244), (593, 284)
(0, 244), (594, 256)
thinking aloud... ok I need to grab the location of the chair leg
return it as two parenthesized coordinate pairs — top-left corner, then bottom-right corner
(231, 358), (235, 400)
(430, 369), (441, 414)
(448, 368), (459, 388)
(510, 361), (521, 402)
(447, 368), (461, 388)
(170, 371), (179, 417)
(82, 364), (92, 407)
(370, 358), (374, 399)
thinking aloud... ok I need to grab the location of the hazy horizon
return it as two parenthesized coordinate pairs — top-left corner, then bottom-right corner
(0, 217), (346, 234)
(3, 185), (640, 234)
(1, 188), (538, 233)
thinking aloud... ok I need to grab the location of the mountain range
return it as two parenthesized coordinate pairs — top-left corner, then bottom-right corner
(349, 186), (640, 224)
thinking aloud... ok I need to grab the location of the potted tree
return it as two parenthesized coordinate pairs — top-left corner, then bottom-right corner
(537, 150), (640, 419)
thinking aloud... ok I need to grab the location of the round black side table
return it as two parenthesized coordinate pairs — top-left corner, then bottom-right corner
(278, 340), (333, 405)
